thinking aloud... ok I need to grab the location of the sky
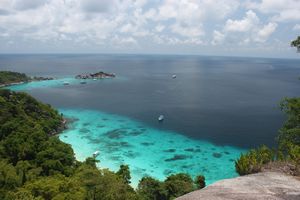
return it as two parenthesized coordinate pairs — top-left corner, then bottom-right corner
(0, 0), (299, 58)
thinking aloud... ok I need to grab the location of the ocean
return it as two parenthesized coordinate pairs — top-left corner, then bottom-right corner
(1, 54), (299, 186)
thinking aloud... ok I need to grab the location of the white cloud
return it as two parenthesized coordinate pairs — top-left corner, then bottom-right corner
(80, 0), (117, 13)
(293, 24), (300, 31)
(217, 10), (277, 45)
(245, 0), (300, 22)
(155, 24), (165, 32)
(224, 10), (259, 32)
(254, 22), (277, 42)
(0, 0), (297, 56)
(13, 0), (49, 11)
(212, 30), (225, 45)
(171, 23), (204, 37)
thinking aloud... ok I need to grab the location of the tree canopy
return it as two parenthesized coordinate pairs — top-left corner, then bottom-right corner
(291, 36), (300, 52)
(0, 71), (30, 85)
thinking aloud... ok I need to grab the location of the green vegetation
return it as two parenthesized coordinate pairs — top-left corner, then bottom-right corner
(137, 173), (202, 200)
(0, 89), (204, 199)
(291, 36), (300, 51)
(235, 98), (300, 175)
(236, 37), (300, 176)
(0, 71), (31, 85)
(235, 145), (275, 175)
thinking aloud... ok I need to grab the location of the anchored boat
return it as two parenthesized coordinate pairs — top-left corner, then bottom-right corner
(158, 115), (164, 122)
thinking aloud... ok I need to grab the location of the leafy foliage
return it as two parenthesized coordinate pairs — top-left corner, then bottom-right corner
(194, 175), (205, 189)
(235, 146), (274, 175)
(137, 173), (203, 200)
(116, 164), (131, 184)
(0, 71), (31, 85)
(291, 36), (300, 51)
(236, 97), (300, 175)
(137, 177), (164, 200)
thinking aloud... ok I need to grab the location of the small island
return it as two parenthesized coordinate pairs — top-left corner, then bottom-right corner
(0, 71), (54, 87)
(75, 71), (116, 79)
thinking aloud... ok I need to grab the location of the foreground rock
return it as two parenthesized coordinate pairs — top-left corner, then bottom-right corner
(176, 172), (300, 200)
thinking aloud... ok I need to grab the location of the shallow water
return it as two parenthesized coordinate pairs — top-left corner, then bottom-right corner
(8, 79), (246, 186)
(59, 108), (245, 186)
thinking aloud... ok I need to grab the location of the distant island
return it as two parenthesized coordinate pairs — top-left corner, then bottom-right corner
(75, 71), (116, 79)
(0, 71), (54, 87)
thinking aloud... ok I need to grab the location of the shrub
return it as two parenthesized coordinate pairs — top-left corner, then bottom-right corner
(235, 145), (274, 175)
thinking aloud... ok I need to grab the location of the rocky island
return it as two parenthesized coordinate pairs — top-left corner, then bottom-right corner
(75, 71), (116, 79)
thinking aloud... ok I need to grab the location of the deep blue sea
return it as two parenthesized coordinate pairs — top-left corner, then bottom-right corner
(1, 54), (299, 186)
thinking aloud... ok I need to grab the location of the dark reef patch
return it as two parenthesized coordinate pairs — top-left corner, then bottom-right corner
(229, 159), (235, 162)
(184, 148), (195, 152)
(224, 151), (230, 155)
(129, 131), (142, 136)
(97, 125), (105, 128)
(120, 141), (132, 148)
(141, 142), (154, 146)
(202, 168), (209, 172)
(163, 149), (176, 153)
(181, 164), (194, 169)
(82, 122), (90, 126)
(79, 128), (90, 134)
(88, 138), (102, 144)
(110, 155), (122, 161)
(165, 154), (191, 162)
(194, 148), (202, 152)
(213, 152), (222, 158)
(104, 129), (127, 139)
(123, 150), (140, 158)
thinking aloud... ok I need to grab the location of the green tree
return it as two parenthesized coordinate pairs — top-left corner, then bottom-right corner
(0, 160), (20, 199)
(235, 145), (274, 175)
(163, 173), (194, 200)
(194, 175), (205, 189)
(116, 164), (131, 184)
(11, 175), (85, 200)
(137, 177), (165, 200)
(291, 36), (300, 51)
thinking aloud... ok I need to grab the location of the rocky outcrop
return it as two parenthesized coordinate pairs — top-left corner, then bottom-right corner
(75, 71), (115, 79)
(176, 172), (300, 200)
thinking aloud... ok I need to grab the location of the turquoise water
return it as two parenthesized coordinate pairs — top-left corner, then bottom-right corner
(6, 76), (125, 91)
(6, 77), (91, 91)
(6, 79), (246, 186)
(59, 109), (245, 186)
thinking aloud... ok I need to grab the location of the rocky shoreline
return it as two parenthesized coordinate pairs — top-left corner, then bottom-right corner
(75, 71), (116, 79)
(0, 76), (55, 88)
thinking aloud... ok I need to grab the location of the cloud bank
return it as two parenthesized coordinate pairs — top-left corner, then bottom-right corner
(0, 0), (299, 57)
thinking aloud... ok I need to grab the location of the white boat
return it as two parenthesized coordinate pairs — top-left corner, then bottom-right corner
(63, 81), (70, 85)
(158, 115), (164, 122)
(93, 150), (100, 157)
(93, 78), (97, 81)
(172, 74), (177, 79)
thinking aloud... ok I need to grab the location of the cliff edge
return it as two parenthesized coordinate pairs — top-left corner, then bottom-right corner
(176, 172), (300, 200)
